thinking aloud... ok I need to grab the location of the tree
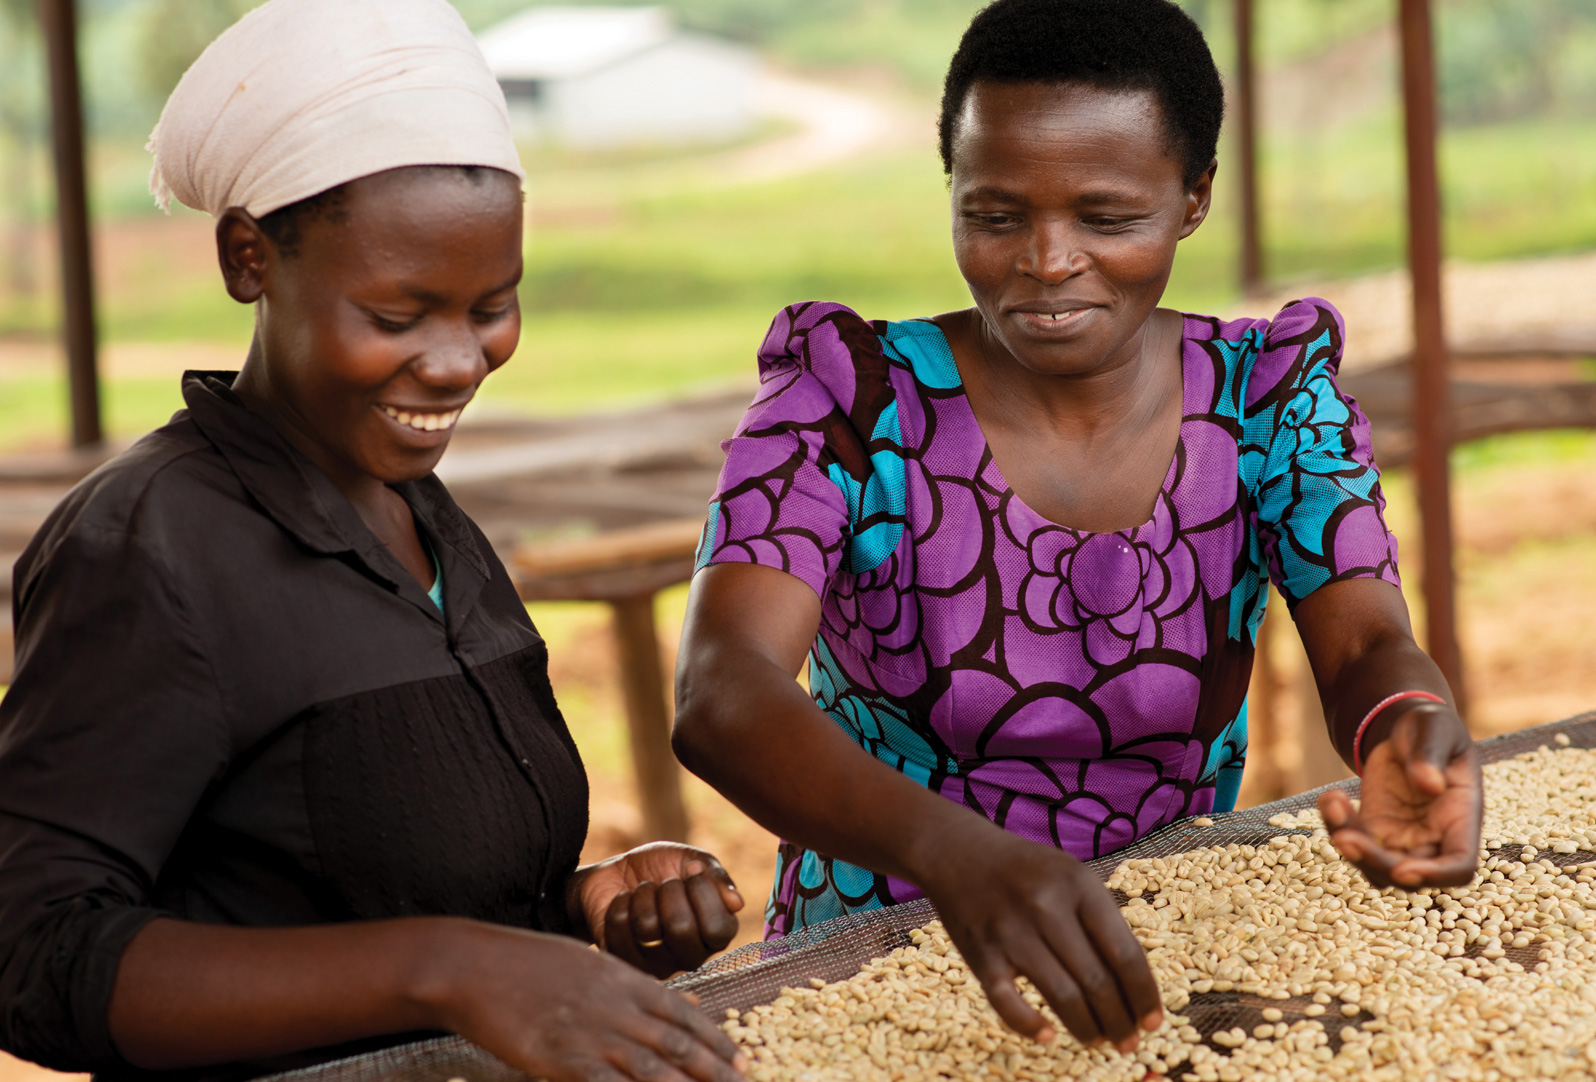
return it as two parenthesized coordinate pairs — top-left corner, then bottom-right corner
(0, 0), (41, 298)
(136, 0), (256, 101)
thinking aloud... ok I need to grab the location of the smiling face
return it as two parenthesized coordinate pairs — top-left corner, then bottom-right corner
(950, 80), (1213, 379)
(223, 166), (524, 494)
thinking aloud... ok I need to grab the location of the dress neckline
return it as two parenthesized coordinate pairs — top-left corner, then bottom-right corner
(916, 313), (1196, 539)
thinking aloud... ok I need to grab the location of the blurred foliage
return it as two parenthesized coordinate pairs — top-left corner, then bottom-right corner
(459, 0), (859, 41)
(1179, 0), (1391, 62)
(135, 0), (258, 100)
(463, 0), (1596, 122)
(0, 0), (43, 297)
(455, 0), (979, 88)
(1439, 0), (1596, 124)
(0, 0), (41, 146)
(1, 0), (1595, 428)
(6, 100), (1593, 445)
(507, 110), (1596, 322)
(5, 0), (1595, 146)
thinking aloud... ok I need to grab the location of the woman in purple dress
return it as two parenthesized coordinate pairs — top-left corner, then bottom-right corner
(673, 0), (1483, 1059)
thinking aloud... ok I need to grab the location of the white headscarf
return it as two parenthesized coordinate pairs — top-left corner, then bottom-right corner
(148, 0), (525, 218)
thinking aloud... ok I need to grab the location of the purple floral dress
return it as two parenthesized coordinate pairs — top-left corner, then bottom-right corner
(695, 299), (1400, 937)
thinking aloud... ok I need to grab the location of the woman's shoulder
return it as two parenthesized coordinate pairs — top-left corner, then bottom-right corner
(757, 301), (959, 384)
(743, 302), (956, 435)
(21, 418), (223, 572)
(756, 301), (876, 373)
(1184, 297), (1344, 356)
(1184, 298), (1348, 408)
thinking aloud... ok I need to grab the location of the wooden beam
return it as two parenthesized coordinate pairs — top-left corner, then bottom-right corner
(36, 0), (100, 449)
(1397, 0), (1466, 715)
(511, 517), (701, 603)
(512, 521), (698, 841)
(515, 518), (703, 581)
(516, 558), (696, 605)
(1347, 366), (1596, 470)
(1235, 0), (1264, 295)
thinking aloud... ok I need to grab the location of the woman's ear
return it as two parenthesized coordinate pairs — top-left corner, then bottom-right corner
(216, 208), (271, 304)
(1179, 158), (1219, 240)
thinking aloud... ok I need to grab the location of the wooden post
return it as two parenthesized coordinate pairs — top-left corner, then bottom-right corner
(512, 520), (700, 846)
(36, 0), (101, 449)
(609, 593), (690, 843)
(1397, 0), (1467, 717)
(1235, 0), (1264, 295)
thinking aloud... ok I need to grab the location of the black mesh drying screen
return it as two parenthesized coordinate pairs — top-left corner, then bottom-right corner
(257, 711), (1596, 1082)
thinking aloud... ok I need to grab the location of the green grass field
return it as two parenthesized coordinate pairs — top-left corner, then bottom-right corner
(6, 105), (1593, 449)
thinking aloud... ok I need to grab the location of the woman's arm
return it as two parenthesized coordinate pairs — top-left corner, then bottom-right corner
(1294, 578), (1483, 887)
(110, 915), (743, 1082)
(673, 563), (1163, 1052)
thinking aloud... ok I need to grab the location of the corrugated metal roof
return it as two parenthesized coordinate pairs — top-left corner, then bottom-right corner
(477, 6), (674, 81)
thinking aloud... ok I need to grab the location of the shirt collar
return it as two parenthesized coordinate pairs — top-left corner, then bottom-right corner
(179, 371), (492, 596)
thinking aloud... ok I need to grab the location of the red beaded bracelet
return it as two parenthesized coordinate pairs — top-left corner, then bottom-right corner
(1351, 691), (1446, 775)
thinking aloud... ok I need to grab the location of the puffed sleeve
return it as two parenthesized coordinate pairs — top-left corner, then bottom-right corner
(0, 518), (227, 1071)
(695, 303), (877, 602)
(1240, 298), (1402, 609)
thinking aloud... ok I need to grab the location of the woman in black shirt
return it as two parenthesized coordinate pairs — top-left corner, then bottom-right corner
(0, 4), (746, 1081)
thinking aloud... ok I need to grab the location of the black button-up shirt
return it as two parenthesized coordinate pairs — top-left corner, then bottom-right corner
(0, 373), (589, 1078)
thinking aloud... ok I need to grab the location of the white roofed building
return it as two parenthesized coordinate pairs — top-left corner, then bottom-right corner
(477, 6), (760, 148)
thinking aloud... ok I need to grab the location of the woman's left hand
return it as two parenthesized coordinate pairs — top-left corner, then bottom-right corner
(1318, 704), (1483, 889)
(569, 843), (745, 978)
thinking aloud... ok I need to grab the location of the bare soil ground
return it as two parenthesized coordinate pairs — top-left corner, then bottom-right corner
(1231, 250), (1596, 373)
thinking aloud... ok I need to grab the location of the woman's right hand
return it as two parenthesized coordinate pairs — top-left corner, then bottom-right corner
(427, 920), (745, 1082)
(916, 824), (1163, 1053)
(675, 564), (1160, 1055)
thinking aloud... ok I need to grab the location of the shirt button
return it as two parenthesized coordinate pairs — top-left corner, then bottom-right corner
(520, 758), (531, 768)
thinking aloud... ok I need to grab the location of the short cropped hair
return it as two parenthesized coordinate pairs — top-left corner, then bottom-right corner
(938, 0), (1225, 190)
(258, 185), (350, 257)
(257, 165), (497, 257)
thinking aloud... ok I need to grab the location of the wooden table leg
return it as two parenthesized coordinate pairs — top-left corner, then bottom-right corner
(609, 593), (690, 843)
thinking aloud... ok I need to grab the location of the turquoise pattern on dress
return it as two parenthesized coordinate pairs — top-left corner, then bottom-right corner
(825, 400), (908, 574)
(1201, 702), (1249, 812)
(808, 638), (949, 786)
(422, 536), (445, 615)
(695, 501), (721, 573)
(881, 320), (962, 389)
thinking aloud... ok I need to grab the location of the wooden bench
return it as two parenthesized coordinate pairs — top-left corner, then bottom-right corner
(1343, 354), (1596, 469)
(511, 518), (706, 843)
